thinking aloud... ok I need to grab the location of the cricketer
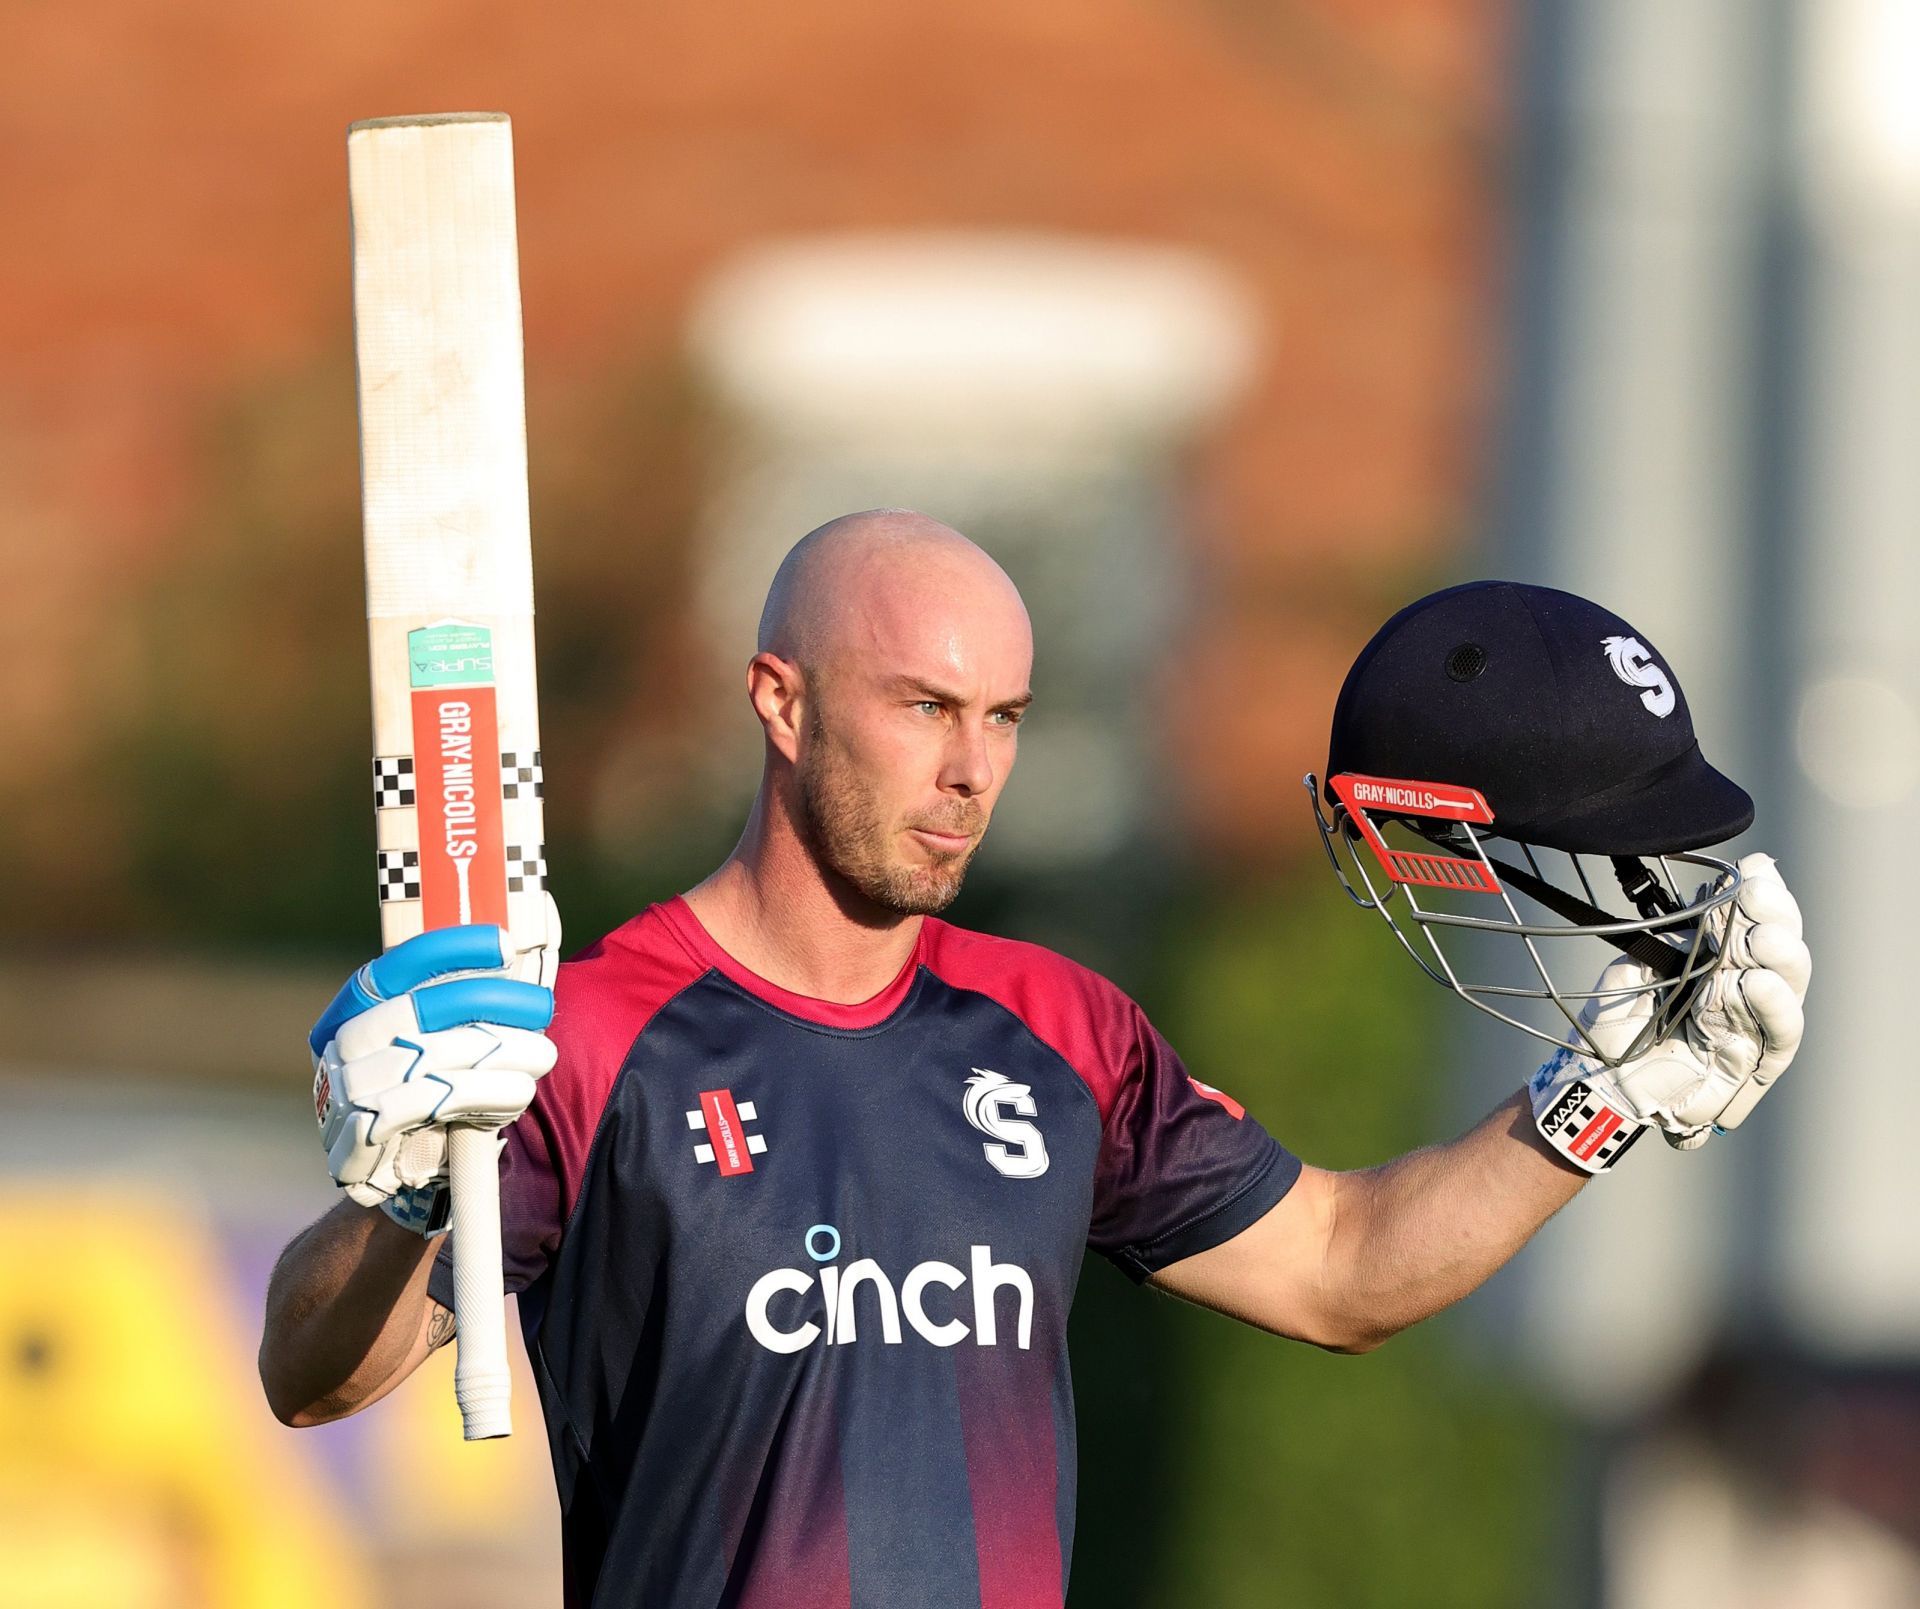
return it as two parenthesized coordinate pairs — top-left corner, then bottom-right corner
(262, 510), (1810, 1608)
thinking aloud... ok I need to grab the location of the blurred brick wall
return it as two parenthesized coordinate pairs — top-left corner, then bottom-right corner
(0, 0), (1500, 872)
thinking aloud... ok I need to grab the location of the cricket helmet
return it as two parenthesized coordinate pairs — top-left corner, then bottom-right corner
(1305, 580), (1752, 1065)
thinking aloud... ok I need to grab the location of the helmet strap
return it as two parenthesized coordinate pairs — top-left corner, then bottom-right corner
(1610, 855), (1680, 918)
(1405, 816), (1694, 980)
(1476, 851), (1690, 982)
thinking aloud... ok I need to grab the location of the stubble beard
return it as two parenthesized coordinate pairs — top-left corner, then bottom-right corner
(795, 719), (982, 917)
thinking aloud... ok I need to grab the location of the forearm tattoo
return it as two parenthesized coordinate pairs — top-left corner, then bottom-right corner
(426, 1303), (458, 1352)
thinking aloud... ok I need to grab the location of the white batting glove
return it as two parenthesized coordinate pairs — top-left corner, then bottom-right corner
(1530, 853), (1811, 1173)
(310, 909), (559, 1235)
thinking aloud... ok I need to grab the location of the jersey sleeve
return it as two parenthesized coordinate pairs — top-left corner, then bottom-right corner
(1090, 1001), (1301, 1282)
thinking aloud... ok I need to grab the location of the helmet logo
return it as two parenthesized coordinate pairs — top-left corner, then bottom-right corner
(1326, 773), (1500, 895)
(1601, 636), (1675, 718)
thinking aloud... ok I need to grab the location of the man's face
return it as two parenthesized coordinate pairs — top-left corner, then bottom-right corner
(791, 596), (1032, 916)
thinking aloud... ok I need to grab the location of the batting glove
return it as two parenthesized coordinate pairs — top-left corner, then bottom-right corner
(1530, 853), (1811, 1173)
(310, 911), (559, 1235)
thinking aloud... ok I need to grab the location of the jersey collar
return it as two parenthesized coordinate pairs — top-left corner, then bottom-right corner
(658, 896), (927, 1030)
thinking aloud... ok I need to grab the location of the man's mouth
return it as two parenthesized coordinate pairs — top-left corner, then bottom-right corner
(908, 825), (976, 855)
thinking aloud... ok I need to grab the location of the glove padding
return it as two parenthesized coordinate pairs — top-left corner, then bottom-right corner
(1530, 853), (1811, 1173)
(311, 902), (560, 1234)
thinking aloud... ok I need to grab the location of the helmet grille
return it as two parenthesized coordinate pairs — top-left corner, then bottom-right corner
(1444, 643), (1488, 682)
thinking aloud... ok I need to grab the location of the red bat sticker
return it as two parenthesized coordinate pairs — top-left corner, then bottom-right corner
(410, 687), (508, 927)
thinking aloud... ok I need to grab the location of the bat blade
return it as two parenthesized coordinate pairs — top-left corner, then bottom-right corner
(349, 111), (549, 1442)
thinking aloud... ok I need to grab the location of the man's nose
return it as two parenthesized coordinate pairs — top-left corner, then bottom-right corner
(940, 720), (994, 797)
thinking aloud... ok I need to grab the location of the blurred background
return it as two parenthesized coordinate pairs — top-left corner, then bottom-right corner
(1, 1), (1915, 1604)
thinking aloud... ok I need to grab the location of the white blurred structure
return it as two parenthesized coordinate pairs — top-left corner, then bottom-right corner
(1493, 0), (1920, 1413)
(683, 234), (1260, 869)
(1484, 0), (1772, 1414)
(1778, 0), (1920, 1352)
(1607, 1433), (1920, 1609)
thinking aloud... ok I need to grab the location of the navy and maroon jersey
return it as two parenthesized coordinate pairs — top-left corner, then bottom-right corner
(430, 897), (1299, 1609)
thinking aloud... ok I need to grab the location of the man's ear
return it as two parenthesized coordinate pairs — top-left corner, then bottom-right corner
(747, 652), (806, 764)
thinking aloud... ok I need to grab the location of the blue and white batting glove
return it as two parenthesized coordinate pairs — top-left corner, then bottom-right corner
(1530, 853), (1811, 1173)
(310, 922), (557, 1235)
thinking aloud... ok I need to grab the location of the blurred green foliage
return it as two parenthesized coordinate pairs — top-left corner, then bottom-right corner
(95, 360), (371, 950)
(69, 354), (714, 959)
(1067, 877), (1566, 1608)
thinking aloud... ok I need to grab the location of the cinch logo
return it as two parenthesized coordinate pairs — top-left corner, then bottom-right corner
(1602, 636), (1676, 718)
(744, 1225), (1035, 1355)
(963, 1069), (1050, 1179)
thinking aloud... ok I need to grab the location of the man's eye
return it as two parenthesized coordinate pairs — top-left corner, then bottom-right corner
(914, 701), (943, 716)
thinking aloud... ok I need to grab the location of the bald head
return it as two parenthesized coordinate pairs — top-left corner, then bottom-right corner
(757, 509), (1027, 678)
(744, 509), (1033, 916)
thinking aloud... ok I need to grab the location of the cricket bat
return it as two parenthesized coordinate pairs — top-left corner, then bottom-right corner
(348, 112), (552, 1441)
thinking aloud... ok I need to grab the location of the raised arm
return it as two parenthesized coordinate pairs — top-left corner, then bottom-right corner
(1155, 855), (1810, 1351)
(261, 921), (557, 1426)
(260, 1198), (453, 1425)
(1151, 1090), (1577, 1352)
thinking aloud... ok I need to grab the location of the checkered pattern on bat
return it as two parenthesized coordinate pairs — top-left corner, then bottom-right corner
(376, 848), (421, 903)
(372, 755), (415, 809)
(501, 750), (543, 801)
(506, 843), (547, 893)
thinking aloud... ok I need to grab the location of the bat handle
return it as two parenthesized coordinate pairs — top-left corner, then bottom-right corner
(448, 1121), (512, 1439)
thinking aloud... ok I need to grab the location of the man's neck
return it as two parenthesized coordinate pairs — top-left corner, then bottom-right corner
(682, 795), (924, 1005)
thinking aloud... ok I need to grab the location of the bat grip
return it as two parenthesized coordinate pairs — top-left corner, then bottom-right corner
(448, 1121), (512, 1439)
